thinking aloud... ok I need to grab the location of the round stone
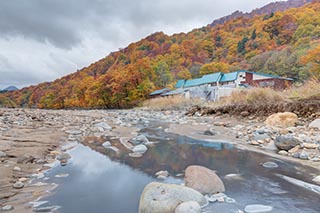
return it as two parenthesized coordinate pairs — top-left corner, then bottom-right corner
(262, 162), (279, 168)
(13, 181), (24, 189)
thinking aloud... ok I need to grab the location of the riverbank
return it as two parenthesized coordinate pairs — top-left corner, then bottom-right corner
(0, 108), (319, 212)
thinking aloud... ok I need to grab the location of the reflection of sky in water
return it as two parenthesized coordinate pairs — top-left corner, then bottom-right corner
(44, 145), (157, 213)
(42, 132), (320, 213)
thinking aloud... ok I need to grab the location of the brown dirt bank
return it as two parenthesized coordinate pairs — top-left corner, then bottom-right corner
(186, 98), (320, 119)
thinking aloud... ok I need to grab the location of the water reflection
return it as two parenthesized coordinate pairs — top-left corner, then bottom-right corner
(40, 130), (320, 213)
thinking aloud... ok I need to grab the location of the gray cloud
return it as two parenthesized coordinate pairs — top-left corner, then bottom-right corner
(0, 0), (282, 89)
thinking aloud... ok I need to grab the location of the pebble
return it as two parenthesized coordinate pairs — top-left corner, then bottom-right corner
(102, 141), (111, 148)
(155, 170), (169, 177)
(262, 162), (279, 168)
(251, 141), (259, 146)
(302, 143), (319, 149)
(13, 181), (24, 189)
(13, 166), (22, 172)
(312, 176), (320, 184)
(132, 144), (148, 154)
(65, 130), (82, 135)
(244, 204), (273, 213)
(18, 177), (28, 182)
(55, 173), (69, 178)
(288, 145), (300, 154)
(299, 151), (309, 160)
(0, 151), (6, 157)
(57, 153), (71, 161)
(278, 150), (288, 156)
(2, 205), (14, 211)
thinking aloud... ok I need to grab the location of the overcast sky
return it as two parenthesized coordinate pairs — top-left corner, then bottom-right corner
(0, 0), (284, 89)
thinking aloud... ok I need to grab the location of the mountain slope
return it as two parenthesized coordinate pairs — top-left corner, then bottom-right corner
(1, 1), (320, 109)
(210, 0), (313, 27)
(1, 86), (18, 92)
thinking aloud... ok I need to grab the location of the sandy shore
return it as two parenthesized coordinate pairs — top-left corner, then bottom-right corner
(0, 108), (319, 212)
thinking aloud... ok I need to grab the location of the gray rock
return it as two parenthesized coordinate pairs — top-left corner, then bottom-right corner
(204, 128), (216, 136)
(185, 165), (225, 194)
(2, 205), (14, 211)
(262, 162), (279, 168)
(292, 153), (300, 158)
(102, 141), (111, 148)
(139, 182), (206, 213)
(132, 144), (148, 154)
(129, 135), (149, 145)
(65, 130), (82, 135)
(175, 201), (201, 213)
(0, 151), (7, 157)
(275, 135), (301, 151)
(253, 133), (270, 141)
(13, 181), (24, 189)
(94, 122), (112, 130)
(244, 204), (273, 213)
(309, 119), (320, 129)
(299, 151), (309, 160)
(57, 153), (71, 161)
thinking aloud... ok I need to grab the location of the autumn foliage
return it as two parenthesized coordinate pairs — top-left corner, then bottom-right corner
(1, 1), (320, 109)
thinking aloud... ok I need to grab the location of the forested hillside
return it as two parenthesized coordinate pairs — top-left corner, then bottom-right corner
(1, 1), (320, 109)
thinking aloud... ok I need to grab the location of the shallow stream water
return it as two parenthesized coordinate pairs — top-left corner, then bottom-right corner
(36, 123), (320, 213)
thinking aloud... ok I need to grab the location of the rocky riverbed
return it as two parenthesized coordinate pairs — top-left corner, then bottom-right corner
(0, 108), (319, 212)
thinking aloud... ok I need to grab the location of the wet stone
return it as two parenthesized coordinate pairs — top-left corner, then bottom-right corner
(57, 153), (71, 161)
(244, 204), (273, 213)
(262, 162), (279, 168)
(13, 181), (24, 189)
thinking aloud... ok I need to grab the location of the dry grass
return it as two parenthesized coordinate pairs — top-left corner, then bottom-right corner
(206, 87), (286, 108)
(285, 79), (320, 100)
(207, 79), (320, 108)
(141, 95), (205, 110)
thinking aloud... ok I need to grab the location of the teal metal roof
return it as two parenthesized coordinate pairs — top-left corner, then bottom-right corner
(184, 78), (203, 88)
(219, 70), (293, 82)
(219, 72), (239, 82)
(201, 72), (222, 84)
(149, 88), (170, 96)
(162, 88), (185, 96)
(175, 80), (186, 88)
(183, 72), (222, 88)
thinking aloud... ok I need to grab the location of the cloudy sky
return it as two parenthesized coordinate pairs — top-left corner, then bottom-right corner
(0, 0), (283, 89)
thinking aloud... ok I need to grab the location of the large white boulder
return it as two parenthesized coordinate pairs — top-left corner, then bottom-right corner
(139, 182), (206, 213)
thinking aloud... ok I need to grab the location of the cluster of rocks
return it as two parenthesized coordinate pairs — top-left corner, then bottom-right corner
(139, 165), (226, 213)
(232, 112), (320, 163)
